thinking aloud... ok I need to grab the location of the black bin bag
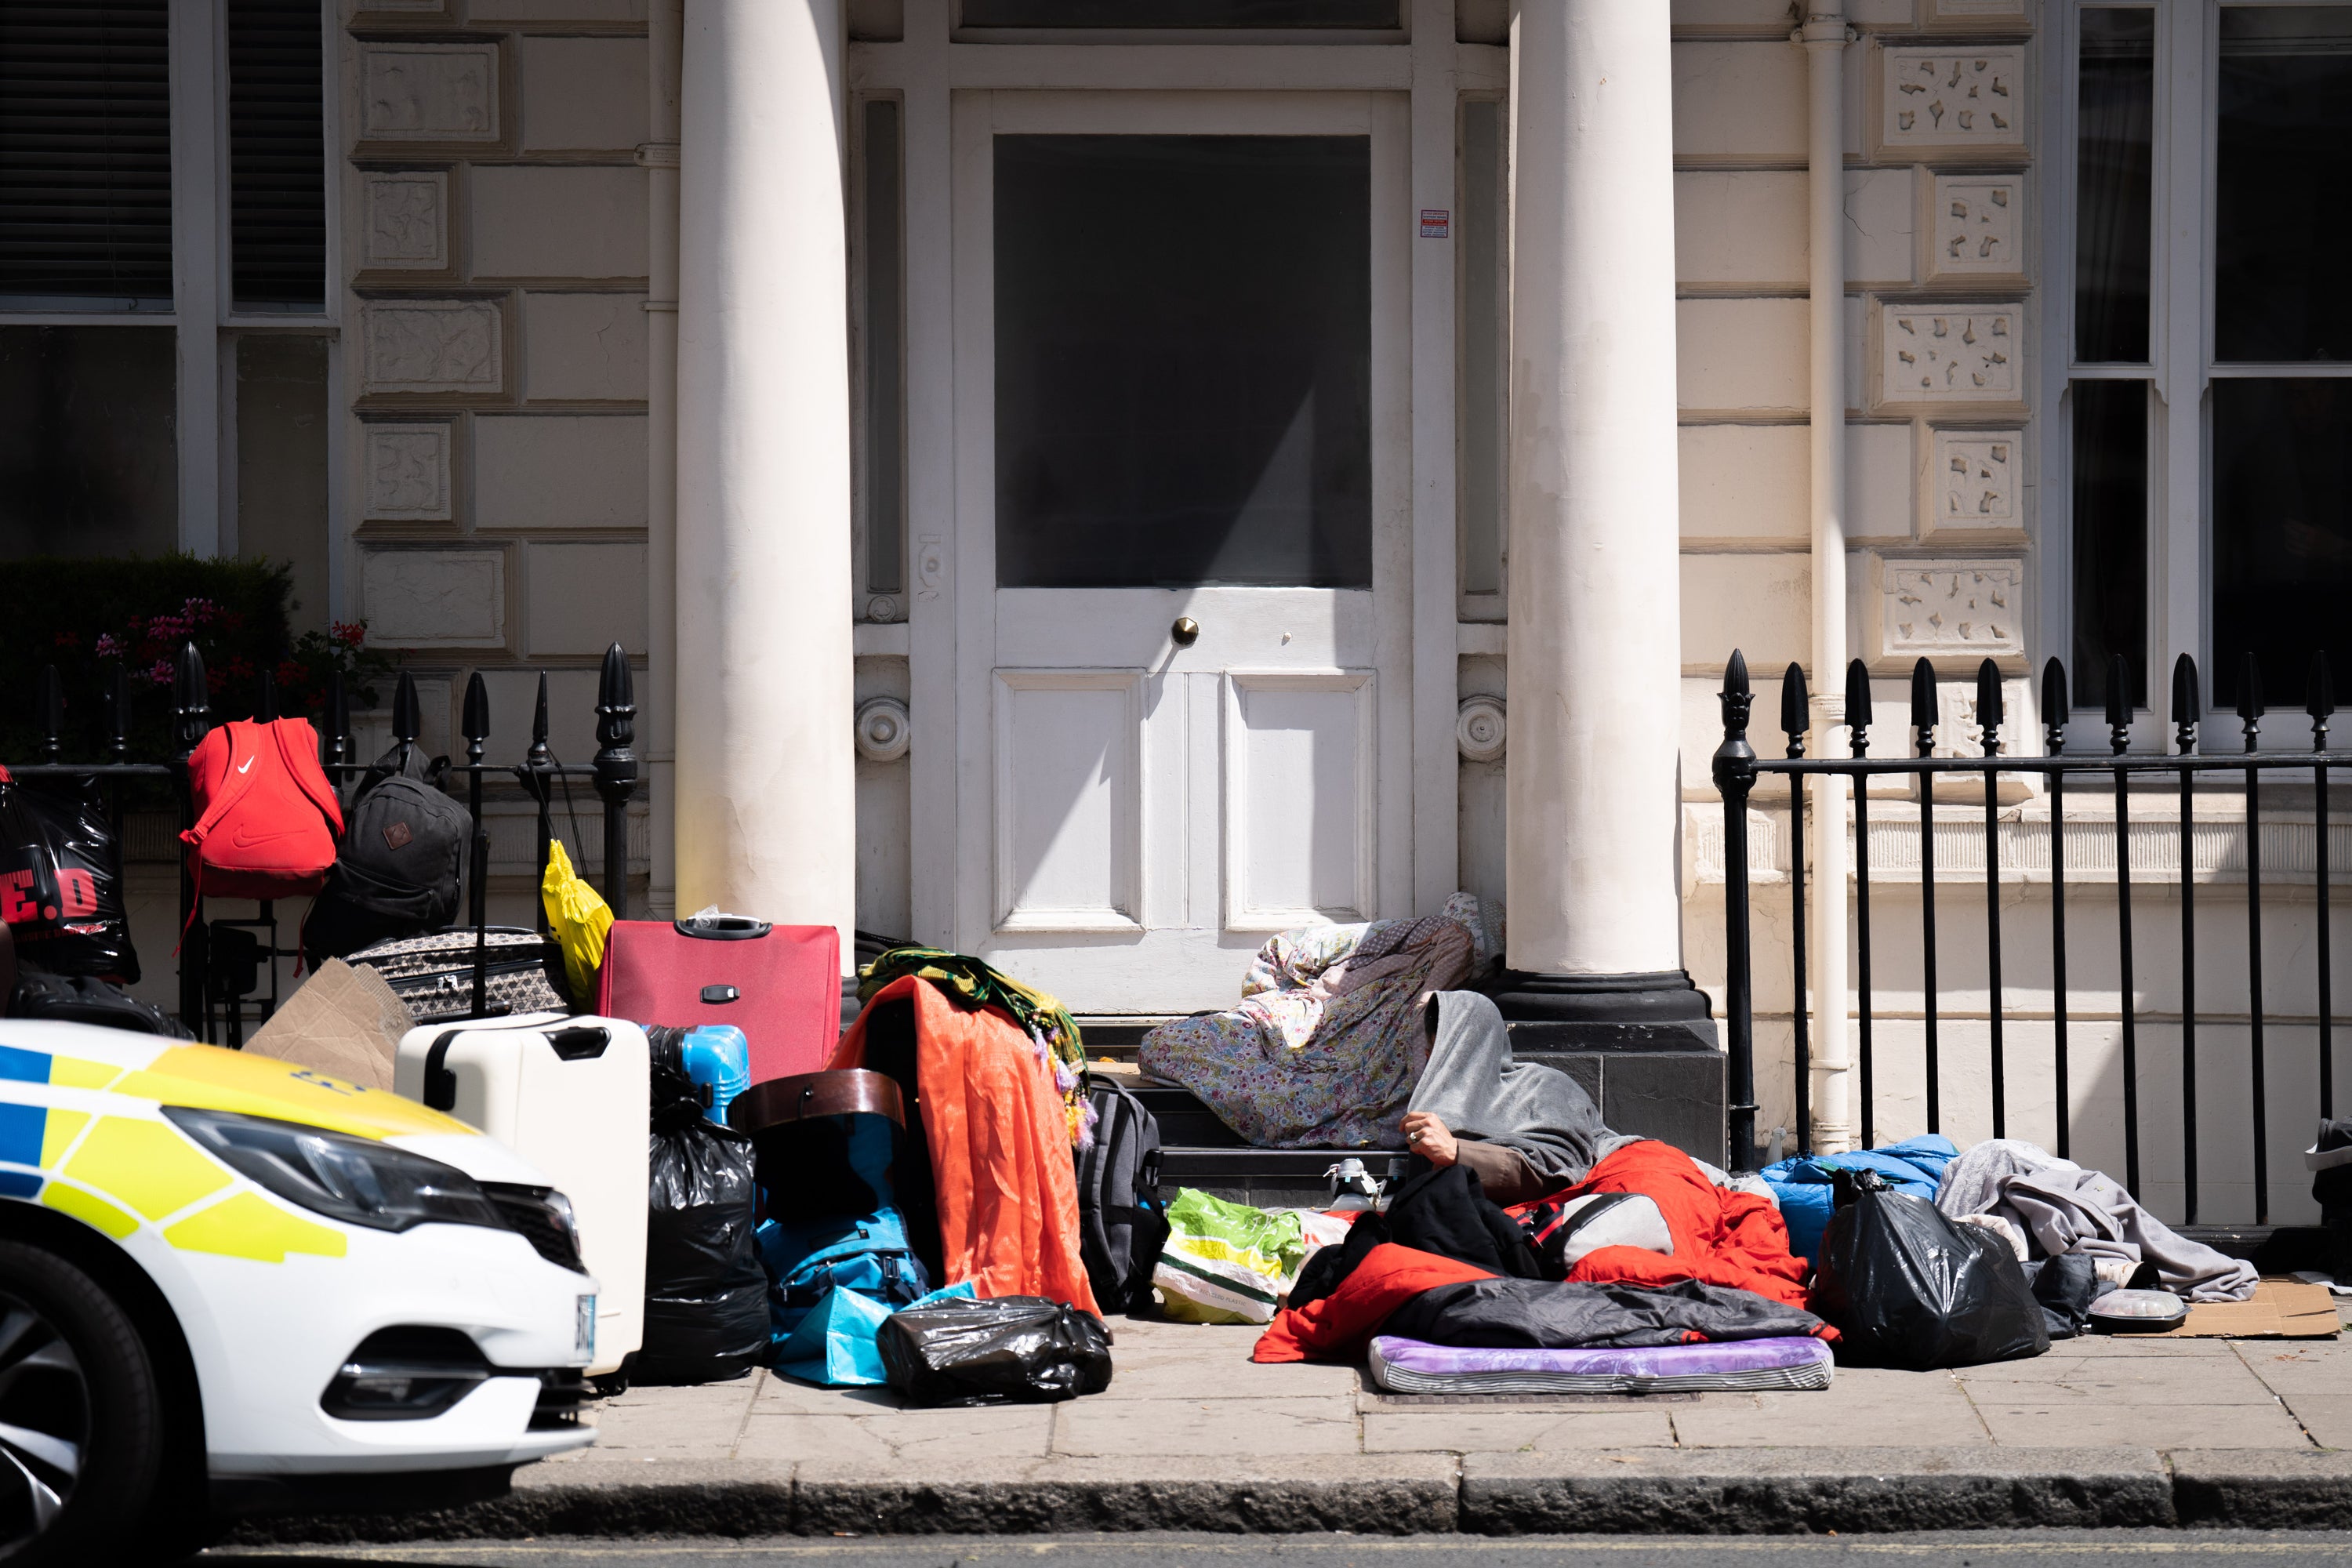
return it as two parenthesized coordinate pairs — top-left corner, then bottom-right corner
(0, 773), (136, 982)
(877, 1295), (1113, 1407)
(637, 1065), (769, 1384)
(1810, 1168), (2048, 1370)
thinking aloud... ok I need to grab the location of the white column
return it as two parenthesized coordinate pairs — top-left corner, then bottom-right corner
(1802, 3), (1855, 1151)
(674, 0), (856, 965)
(1502, 0), (1686, 988)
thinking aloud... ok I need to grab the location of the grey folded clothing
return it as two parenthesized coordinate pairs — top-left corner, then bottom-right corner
(1406, 990), (1610, 1197)
(1936, 1138), (2256, 1304)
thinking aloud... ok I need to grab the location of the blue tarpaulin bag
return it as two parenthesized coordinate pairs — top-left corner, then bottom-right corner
(775, 1280), (976, 1387)
(757, 1205), (931, 1345)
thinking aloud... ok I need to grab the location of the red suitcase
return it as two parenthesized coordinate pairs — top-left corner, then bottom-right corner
(594, 917), (841, 1084)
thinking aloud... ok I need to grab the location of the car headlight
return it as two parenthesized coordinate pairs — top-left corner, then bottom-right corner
(162, 1107), (510, 1235)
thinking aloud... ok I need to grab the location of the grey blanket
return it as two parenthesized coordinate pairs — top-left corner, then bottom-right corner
(1936, 1138), (2256, 1303)
(1406, 990), (1610, 1189)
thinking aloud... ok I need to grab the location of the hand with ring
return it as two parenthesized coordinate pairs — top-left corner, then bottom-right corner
(1399, 1111), (1459, 1168)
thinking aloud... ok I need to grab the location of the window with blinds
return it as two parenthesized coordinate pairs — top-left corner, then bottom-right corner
(227, 0), (324, 311)
(0, 2), (174, 309)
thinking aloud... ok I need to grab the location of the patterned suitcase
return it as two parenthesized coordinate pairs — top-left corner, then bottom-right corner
(347, 925), (572, 1022)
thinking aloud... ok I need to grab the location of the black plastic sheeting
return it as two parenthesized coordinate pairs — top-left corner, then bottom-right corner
(1383, 1275), (1828, 1350)
(0, 774), (136, 980)
(877, 1294), (1112, 1407)
(637, 1065), (768, 1385)
(1809, 1169), (2048, 1370)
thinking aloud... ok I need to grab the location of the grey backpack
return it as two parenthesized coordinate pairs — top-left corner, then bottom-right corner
(1073, 1076), (1168, 1315)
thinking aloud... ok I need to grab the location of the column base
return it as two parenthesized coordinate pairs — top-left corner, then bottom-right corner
(1487, 968), (1718, 1052)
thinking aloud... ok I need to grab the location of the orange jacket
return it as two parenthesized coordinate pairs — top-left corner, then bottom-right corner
(832, 975), (1101, 1317)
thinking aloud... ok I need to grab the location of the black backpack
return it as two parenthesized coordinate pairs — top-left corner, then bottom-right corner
(1073, 1076), (1168, 1315)
(303, 746), (471, 968)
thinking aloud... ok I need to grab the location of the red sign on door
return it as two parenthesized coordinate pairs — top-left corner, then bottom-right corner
(1420, 209), (1450, 239)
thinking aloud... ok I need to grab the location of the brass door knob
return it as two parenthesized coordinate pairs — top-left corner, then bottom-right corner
(1171, 617), (1200, 648)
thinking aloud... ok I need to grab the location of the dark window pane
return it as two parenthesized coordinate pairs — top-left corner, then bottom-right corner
(964, 0), (1397, 24)
(2217, 8), (2352, 361)
(2075, 8), (2153, 364)
(994, 136), (1371, 590)
(227, 0), (326, 311)
(0, 325), (177, 557)
(1458, 99), (1504, 599)
(862, 100), (904, 600)
(2071, 379), (2149, 709)
(2212, 379), (2352, 710)
(0, 2), (173, 308)
(235, 336), (328, 633)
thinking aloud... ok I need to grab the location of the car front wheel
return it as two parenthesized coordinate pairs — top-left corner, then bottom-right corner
(0, 1240), (166, 1566)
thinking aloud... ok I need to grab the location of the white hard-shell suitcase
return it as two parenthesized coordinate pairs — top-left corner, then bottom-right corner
(395, 1012), (648, 1377)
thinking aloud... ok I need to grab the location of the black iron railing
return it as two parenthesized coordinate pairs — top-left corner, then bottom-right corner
(5, 641), (639, 1045)
(1715, 646), (2347, 1226)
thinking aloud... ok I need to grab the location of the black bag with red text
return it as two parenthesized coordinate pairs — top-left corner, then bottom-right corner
(0, 766), (138, 982)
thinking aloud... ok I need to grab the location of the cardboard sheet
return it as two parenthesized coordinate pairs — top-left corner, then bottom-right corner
(2142, 1278), (2340, 1339)
(243, 959), (413, 1091)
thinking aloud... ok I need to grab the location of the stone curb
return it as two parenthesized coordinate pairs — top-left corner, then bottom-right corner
(1462, 1447), (2174, 1534)
(223, 1446), (2352, 1544)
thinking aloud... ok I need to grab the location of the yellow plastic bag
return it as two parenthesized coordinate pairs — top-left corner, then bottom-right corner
(540, 839), (612, 1003)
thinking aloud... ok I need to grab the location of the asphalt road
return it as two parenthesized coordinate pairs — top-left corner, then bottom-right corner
(201, 1531), (2352, 1568)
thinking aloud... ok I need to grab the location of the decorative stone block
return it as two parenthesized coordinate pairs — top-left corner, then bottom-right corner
(363, 423), (453, 521)
(363, 172), (448, 271)
(1878, 558), (2024, 658)
(360, 44), (499, 144)
(1926, 430), (2023, 538)
(1879, 303), (2021, 405)
(360, 550), (507, 648)
(1881, 49), (2024, 149)
(1930, 176), (2024, 279)
(361, 299), (503, 394)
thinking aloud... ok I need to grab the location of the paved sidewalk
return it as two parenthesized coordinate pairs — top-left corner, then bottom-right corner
(236, 1312), (2352, 1543)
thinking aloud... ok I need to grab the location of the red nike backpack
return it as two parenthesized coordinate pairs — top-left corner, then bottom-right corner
(180, 720), (344, 900)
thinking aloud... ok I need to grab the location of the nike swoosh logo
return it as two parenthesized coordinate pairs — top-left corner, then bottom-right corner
(228, 824), (313, 850)
(236, 757), (255, 775)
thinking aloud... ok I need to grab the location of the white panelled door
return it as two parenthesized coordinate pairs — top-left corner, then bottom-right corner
(949, 91), (1414, 1012)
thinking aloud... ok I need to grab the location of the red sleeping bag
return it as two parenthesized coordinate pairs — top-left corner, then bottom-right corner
(596, 916), (840, 1083)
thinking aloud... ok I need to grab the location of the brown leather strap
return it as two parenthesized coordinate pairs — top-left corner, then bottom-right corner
(727, 1069), (905, 1134)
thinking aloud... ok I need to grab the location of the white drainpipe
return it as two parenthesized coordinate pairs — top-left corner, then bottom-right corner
(644, 0), (684, 917)
(1800, 0), (1856, 1152)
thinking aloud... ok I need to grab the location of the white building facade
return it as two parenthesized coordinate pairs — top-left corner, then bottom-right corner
(5, 0), (2349, 1221)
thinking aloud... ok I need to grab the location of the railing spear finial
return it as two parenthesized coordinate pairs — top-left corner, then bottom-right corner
(2042, 656), (2069, 756)
(1845, 658), (1873, 758)
(1975, 658), (2005, 757)
(1780, 662), (1810, 760)
(2238, 652), (2264, 754)
(2107, 655), (2133, 756)
(2309, 650), (2335, 752)
(2172, 653), (2202, 756)
(1908, 658), (1938, 759)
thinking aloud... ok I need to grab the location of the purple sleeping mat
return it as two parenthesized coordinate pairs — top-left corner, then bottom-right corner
(1368, 1334), (1833, 1396)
